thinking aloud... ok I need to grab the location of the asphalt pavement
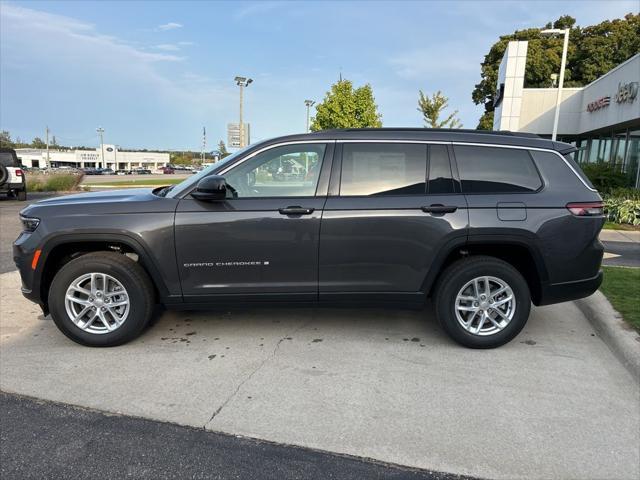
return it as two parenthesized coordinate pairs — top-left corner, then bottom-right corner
(1, 392), (467, 480)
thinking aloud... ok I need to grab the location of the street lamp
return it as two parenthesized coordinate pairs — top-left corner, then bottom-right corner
(96, 127), (105, 169)
(540, 28), (570, 141)
(304, 99), (315, 133)
(234, 76), (253, 148)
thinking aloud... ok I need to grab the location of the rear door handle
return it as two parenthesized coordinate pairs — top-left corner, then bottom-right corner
(278, 206), (315, 215)
(421, 204), (458, 214)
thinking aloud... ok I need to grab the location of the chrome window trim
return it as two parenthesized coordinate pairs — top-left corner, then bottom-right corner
(183, 137), (596, 196)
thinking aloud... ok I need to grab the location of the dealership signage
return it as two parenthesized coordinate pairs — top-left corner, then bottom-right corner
(587, 80), (639, 113)
(614, 81), (638, 104)
(587, 96), (611, 112)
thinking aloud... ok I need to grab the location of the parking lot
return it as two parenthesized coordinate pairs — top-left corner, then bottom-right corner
(0, 195), (638, 479)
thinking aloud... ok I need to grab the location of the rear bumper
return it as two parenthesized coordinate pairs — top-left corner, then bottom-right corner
(537, 271), (603, 306)
(0, 182), (25, 192)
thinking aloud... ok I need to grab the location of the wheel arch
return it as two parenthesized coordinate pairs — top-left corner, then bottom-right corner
(423, 233), (549, 306)
(37, 233), (170, 311)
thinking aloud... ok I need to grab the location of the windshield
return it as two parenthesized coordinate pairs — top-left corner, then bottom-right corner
(166, 145), (253, 198)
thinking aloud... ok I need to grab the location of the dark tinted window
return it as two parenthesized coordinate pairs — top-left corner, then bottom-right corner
(340, 143), (426, 196)
(454, 145), (542, 193)
(0, 152), (16, 167)
(563, 153), (595, 189)
(428, 145), (454, 194)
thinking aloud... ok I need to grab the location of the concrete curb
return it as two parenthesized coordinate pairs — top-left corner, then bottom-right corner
(575, 291), (640, 382)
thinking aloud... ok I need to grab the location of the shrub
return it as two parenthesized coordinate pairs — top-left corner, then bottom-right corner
(581, 163), (630, 193)
(603, 196), (640, 226)
(26, 172), (85, 192)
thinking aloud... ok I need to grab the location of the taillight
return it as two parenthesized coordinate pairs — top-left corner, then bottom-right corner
(15, 169), (23, 176)
(566, 202), (603, 216)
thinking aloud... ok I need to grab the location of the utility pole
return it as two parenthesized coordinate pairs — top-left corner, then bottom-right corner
(201, 126), (206, 163)
(45, 126), (50, 169)
(540, 28), (570, 141)
(96, 127), (105, 169)
(234, 76), (253, 148)
(304, 100), (315, 133)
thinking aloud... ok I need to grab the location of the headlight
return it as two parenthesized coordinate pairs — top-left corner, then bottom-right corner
(20, 215), (40, 233)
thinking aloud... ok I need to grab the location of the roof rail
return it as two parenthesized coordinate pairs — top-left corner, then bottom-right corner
(311, 128), (541, 139)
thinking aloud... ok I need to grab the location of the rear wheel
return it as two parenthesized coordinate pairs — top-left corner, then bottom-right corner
(434, 256), (531, 348)
(17, 189), (27, 201)
(48, 252), (154, 347)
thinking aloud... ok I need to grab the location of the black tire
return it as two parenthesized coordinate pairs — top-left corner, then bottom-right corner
(48, 252), (155, 347)
(17, 189), (27, 201)
(0, 164), (7, 184)
(434, 256), (531, 349)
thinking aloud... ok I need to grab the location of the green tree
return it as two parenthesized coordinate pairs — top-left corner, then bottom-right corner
(417, 90), (462, 128)
(0, 130), (13, 148)
(473, 13), (640, 129)
(310, 79), (382, 131)
(31, 137), (46, 148)
(218, 140), (230, 159)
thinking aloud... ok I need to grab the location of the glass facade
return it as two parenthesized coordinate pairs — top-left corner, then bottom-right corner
(558, 125), (640, 189)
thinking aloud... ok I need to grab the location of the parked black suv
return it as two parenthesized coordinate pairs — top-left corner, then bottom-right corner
(14, 129), (604, 348)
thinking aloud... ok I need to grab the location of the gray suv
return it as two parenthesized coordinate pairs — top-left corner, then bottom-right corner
(13, 129), (604, 348)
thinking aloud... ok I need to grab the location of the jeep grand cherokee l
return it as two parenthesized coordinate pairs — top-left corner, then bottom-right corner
(13, 129), (604, 348)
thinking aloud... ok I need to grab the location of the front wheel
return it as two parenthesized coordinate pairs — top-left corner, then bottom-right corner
(48, 252), (155, 347)
(434, 256), (531, 348)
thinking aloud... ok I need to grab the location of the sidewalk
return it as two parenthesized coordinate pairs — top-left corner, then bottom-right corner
(600, 229), (640, 243)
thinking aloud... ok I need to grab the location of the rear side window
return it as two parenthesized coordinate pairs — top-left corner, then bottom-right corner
(0, 152), (16, 167)
(563, 153), (595, 190)
(340, 143), (426, 196)
(428, 145), (455, 194)
(454, 145), (542, 193)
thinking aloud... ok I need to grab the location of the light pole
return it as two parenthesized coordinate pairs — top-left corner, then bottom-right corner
(304, 100), (315, 133)
(96, 127), (105, 169)
(234, 76), (253, 148)
(541, 28), (570, 141)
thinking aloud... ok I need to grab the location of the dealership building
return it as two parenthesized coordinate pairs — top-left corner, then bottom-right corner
(15, 145), (170, 171)
(494, 43), (640, 188)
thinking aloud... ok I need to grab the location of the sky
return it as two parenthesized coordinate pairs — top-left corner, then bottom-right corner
(0, 0), (637, 151)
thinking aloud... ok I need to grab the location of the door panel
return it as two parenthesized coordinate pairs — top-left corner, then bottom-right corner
(175, 142), (331, 300)
(175, 197), (325, 298)
(319, 142), (468, 295)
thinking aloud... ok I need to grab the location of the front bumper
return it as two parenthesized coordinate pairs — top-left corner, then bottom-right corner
(13, 234), (45, 309)
(537, 271), (603, 306)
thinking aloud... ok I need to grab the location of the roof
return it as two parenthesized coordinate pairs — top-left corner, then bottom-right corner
(256, 128), (574, 153)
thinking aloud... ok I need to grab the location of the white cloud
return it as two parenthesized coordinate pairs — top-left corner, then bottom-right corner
(157, 22), (183, 31)
(0, 4), (233, 119)
(155, 44), (180, 51)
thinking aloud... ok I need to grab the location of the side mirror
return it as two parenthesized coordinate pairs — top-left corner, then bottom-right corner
(192, 175), (227, 202)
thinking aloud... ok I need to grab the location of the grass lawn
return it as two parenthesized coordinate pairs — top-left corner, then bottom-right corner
(603, 221), (640, 231)
(82, 178), (184, 187)
(600, 266), (640, 331)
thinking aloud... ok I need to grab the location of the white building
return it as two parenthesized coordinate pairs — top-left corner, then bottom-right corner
(493, 43), (640, 188)
(15, 144), (170, 171)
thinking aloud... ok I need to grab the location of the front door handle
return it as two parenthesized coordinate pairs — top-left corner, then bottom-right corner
(278, 206), (315, 215)
(421, 204), (458, 214)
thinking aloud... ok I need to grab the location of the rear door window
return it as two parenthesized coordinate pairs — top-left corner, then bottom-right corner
(454, 145), (542, 193)
(340, 143), (427, 196)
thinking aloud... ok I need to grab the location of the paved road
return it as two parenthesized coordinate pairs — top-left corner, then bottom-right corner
(1, 392), (465, 480)
(82, 173), (191, 184)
